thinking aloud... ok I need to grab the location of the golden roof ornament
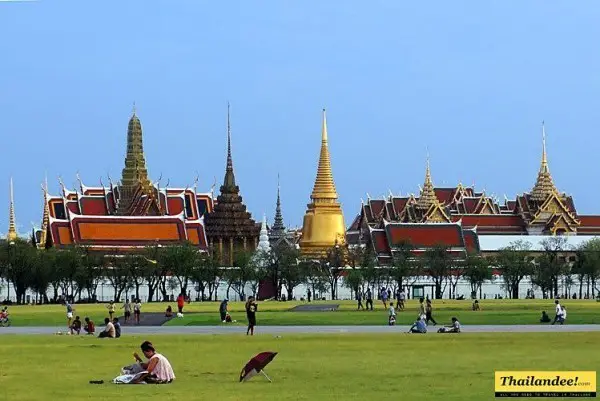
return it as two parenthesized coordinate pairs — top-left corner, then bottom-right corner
(530, 121), (559, 202)
(416, 152), (438, 210)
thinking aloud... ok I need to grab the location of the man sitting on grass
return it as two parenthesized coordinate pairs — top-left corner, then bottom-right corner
(98, 317), (116, 338)
(70, 316), (82, 335)
(540, 311), (551, 323)
(437, 317), (461, 333)
(83, 317), (95, 335)
(408, 316), (427, 333)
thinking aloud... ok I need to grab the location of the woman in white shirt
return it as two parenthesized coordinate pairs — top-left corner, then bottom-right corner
(131, 341), (175, 384)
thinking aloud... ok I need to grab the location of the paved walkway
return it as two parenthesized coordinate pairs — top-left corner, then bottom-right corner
(1, 324), (599, 335)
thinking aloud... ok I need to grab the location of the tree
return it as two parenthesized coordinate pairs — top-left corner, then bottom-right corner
(226, 249), (257, 301)
(160, 242), (199, 296)
(194, 250), (222, 301)
(105, 254), (131, 301)
(272, 245), (303, 300)
(142, 244), (164, 302)
(534, 237), (570, 298)
(462, 252), (492, 299)
(77, 247), (103, 301)
(574, 239), (600, 298)
(31, 249), (53, 303)
(123, 254), (146, 301)
(494, 240), (533, 299)
(343, 268), (363, 298)
(423, 244), (452, 299)
(0, 239), (35, 304)
(55, 246), (83, 300)
(389, 240), (415, 292)
(319, 244), (346, 300)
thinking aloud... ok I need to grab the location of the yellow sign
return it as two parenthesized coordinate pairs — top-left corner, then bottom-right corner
(495, 371), (596, 397)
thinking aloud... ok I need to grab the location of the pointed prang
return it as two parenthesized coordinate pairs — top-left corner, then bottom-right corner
(272, 173), (285, 233)
(7, 177), (17, 242)
(222, 102), (237, 189)
(309, 108), (338, 201)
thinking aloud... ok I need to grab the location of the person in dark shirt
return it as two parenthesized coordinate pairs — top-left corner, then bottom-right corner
(245, 297), (258, 336)
(365, 288), (373, 311)
(356, 290), (364, 310)
(70, 316), (82, 335)
(540, 311), (551, 323)
(113, 317), (121, 338)
(219, 299), (228, 322)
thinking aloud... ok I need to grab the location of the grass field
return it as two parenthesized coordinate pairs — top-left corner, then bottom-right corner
(3, 299), (600, 327)
(0, 333), (597, 400)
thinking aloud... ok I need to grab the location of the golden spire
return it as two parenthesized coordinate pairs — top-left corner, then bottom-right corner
(530, 121), (558, 202)
(299, 108), (346, 259)
(7, 177), (17, 242)
(310, 109), (339, 201)
(416, 152), (438, 209)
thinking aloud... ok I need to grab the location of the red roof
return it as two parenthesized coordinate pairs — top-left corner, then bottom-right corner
(459, 214), (525, 228)
(385, 223), (465, 248)
(578, 215), (600, 228)
(372, 230), (391, 255)
(434, 188), (456, 205)
(392, 197), (409, 215)
(369, 200), (385, 219)
(80, 197), (108, 216)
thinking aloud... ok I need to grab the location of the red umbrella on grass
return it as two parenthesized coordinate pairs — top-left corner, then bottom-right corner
(239, 352), (278, 382)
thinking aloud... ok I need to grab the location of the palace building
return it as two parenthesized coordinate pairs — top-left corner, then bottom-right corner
(346, 124), (600, 264)
(35, 107), (212, 252)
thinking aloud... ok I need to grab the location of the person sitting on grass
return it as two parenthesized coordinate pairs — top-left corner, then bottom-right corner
(437, 317), (461, 333)
(118, 341), (175, 384)
(165, 305), (173, 318)
(388, 302), (396, 326)
(83, 317), (95, 335)
(472, 300), (480, 311)
(98, 317), (116, 338)
(408, 316), (427, 334)
(70, 316), (82, 335)
(113, 318), (121, 338)
(540, 311), (551, 323)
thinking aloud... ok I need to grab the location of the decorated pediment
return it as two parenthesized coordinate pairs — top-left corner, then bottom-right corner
(422, 202), (450, 223)
(530, 191), (580, 232)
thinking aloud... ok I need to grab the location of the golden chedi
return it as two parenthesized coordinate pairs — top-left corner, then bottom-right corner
(299, 109), (346, 259)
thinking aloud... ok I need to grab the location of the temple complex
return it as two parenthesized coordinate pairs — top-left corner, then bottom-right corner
(299, 109), (346, 259)
(347, 123), (600, 264)
(36, 107), (212, 252)
(203, 105), (260, 266)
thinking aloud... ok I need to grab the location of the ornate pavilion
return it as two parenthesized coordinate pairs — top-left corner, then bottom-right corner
(34, 107), (213, 252)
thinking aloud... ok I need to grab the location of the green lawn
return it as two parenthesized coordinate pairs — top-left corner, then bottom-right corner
(4, 299), (600, 326)
(0, 333), (597, 400)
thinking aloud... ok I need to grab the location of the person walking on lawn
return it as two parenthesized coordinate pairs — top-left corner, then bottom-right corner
(425, 299), (437, 326)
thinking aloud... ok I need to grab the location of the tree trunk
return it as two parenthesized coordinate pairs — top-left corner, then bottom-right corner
(511, 283), (519, 299)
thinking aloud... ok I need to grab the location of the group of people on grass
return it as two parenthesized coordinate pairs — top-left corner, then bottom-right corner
(356, 287), (407, 311)
(386, 296), (461, 333)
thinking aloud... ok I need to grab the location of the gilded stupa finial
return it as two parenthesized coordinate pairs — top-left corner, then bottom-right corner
(7, 177), (17, 242)
(530, 121), (558, 202)
(416, 150), (438, 210)
(309, 108), (338, 201)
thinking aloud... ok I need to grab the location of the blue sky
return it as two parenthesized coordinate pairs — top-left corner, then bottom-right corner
(1, 1), (600, 235)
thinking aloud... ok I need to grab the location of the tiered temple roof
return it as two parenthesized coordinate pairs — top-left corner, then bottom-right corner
(347, 123), (600, 263)
(267, 176), (297, 248)
(36, 108), (211, 251)
(203, 104), (260, 265)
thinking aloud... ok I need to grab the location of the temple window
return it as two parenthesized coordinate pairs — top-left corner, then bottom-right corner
(184, 195), (194, 218)
(53, 203), (66, 220)
(196, 199), (208, 216)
